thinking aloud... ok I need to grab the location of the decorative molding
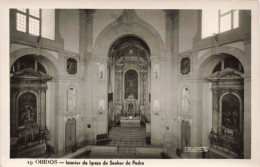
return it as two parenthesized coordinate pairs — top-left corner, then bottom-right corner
(178, 115), (192, 125)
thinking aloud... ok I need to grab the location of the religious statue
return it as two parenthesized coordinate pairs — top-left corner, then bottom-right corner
(155, 70), (158, 79)
(153, 100), (160, 114)
(98, 99), (105, 114)
(153, 64), (160, 79)
(99, 64), (105, 79)
(100, 70), (103, 79)
(182, 87), (190, 112)
(21, 104), (34, 128)
(68, 87), (76, 111)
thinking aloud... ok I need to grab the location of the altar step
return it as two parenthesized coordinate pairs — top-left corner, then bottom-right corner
(109, 139), (147, 147)
(110, 126), (146, 132)
(109, 131), (148, 140)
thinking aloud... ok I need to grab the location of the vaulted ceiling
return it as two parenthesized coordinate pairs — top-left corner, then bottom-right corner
(108, 36), (150, 64)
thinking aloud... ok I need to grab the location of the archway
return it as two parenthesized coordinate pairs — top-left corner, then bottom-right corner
(10, 50), (60, 156)
(198, 53), (245, 158)
(91, 9), (165, 146)
(107, 35), (151, 126)
(10, 54), (53, 157)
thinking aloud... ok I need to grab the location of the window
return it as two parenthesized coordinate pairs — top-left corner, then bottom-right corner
(202, 10), (239, 38)
(220, 10), (239, 33)
(16, 9), (41, 36)
(11, 55), (47, 74)
(212, 56), (244, 73)
(16, 9), (55, 40)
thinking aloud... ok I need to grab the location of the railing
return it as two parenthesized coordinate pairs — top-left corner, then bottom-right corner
(17, 124), (50, 149)
(11, 124), (50, 158)
(209, 129), (243, 158)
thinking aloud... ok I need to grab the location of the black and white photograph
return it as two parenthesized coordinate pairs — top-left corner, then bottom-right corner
(1, 0), (260, 167)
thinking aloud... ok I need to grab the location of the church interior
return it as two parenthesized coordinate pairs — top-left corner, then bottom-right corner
(9, 9), (251, 159)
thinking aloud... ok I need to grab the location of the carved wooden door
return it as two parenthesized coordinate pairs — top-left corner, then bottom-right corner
(65, 118), (76, 153)
(181, 121), (191, 152)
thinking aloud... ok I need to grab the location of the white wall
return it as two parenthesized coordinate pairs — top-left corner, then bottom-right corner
(179, 10), (198, 53)
(136, 10), (166, 45)
(93, 10), (123, 44)
(59, 10), (80, 53)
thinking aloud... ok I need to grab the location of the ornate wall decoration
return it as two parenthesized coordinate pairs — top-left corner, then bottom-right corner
(182, 87), (190, 112)
(68, 87), (76, 111)
(221, 94), (240, 130)
(98, 63), (105, 79)
(181, 57), (190, 75)
(98, 99), (105, 114)
(153, 99), (160, 114)
(67, 58), (77, 75)
(124, 70), (138, 99)
(18, 92), (37, 127)
(153, 64), (160, 79)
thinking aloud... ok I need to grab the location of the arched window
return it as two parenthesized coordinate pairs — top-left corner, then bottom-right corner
(11, 55), (47, 74)
(212, 56), (244, 73)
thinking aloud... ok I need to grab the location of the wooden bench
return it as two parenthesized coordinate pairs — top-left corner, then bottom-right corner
(136, 147), (163, 157)
(86, 145), (117, 155)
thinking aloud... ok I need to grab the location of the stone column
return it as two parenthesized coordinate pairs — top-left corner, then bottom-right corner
(211, 86), (219, 133)
(162, 10), (178, 144)
(119, 71), (123, 104)
(242, 74), (251, 159)
(40, 87), (47, 130)
(140, 72), (144, 105)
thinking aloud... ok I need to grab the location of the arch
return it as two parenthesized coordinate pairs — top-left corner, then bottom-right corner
(196, 46), (250, 78)
(10, 47), (61, 154)
(10, 48), (60, 76)
(92, 10), (165, 58)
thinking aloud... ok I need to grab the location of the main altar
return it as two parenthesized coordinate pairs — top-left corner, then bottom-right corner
(122, 94), (140, 117)
(120, 116), (141, 128)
